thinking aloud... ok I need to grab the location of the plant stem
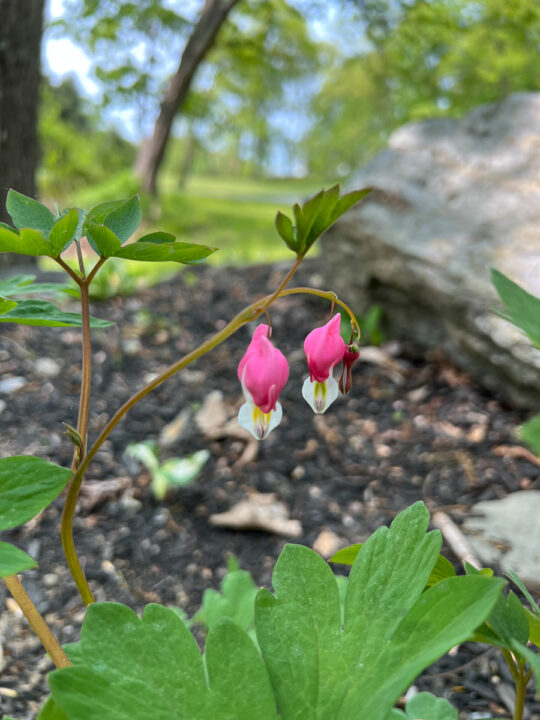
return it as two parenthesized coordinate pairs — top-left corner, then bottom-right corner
(513, 660), (529, 720)
(3, 574), (71, 669)
(61, 280), (95, 606)
(61, 269), (358, 605)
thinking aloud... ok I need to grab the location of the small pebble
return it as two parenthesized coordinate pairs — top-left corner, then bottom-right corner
(34, 358), (61, 378)
(0, 377), (26, 394)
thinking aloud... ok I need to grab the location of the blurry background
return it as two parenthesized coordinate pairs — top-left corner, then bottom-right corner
(1, 0), (539, 266)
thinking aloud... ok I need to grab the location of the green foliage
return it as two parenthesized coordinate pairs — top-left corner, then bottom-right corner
(519, 414), (540, 456)
(193, 556), (259, 646)
(0, 457), (72, 531)
(41, 503), (505, 719)
(125, 441), (209, 500)
(275, 185), (370, 257)
(0, 541), (37, 578)
(389, 692), (458, 720)
(514, 642), (540, 693)
(254, 502), (503, 720)
(6, 190), (57, 235)
(330, 544), (456, 589)
(46, 604), (278, 720)
(491, 269), (540, 348)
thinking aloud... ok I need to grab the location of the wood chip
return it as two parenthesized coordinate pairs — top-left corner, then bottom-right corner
(312, 529), (342, 558)
(493, 444), (540, 467)
(432, 510), (481, 569)
(195, 390), (228, 436)
(210, 492), (302, 537)
(79, 476), (132, 511)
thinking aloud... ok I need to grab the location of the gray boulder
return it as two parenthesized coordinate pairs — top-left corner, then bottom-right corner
(322, 92), (540, 408)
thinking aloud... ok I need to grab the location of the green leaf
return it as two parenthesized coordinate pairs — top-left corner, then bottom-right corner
(488, 591), (530, 646)
(0, 456), (72, 530)
(0, 299), (113, 328)
(85, 223), (122, 257)
(49, 603), (278, 720)
(331, 544), (455, 589)
(0, 295), (17, 315)
(519, 414), (540, 456)
(255, 502), (504, 720)
(6, 189), (56, 235)
(491, 269), (540, 348)
(194, 562), (258, 635)
(0, 274), (75, 298)
(526, 609), (540, 646)
(37, 696), (70, 720)
(0, 226), (51, 256)
(112, 239), (216, 264)
(136, 231), (176, 244)
(0, 541), (37, 576)
(507, 569), (540, 616)
(84, 199), (127, 227)
(513, 642), (540, 693)
(275, 211), (297, 252)
(403, 692), (458, 720)
(103, 195), (142, 242)
(49, 208), (79, 256)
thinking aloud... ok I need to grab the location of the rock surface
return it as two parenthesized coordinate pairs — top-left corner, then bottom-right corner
(322, 92), (540, 408)
(462, 491), (540, 590)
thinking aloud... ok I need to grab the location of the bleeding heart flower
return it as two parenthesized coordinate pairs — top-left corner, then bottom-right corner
(237, 324), (289, 440)
(302, 314), (346, 413)
(338, 344), (360, 394)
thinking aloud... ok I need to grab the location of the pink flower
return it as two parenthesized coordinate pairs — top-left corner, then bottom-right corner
(302, 314), (346, 413)
(237, 324), (289, 439)
(338, 344), (360, 395)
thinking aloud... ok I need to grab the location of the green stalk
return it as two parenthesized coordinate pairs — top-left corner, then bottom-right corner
(61, 274), (359, 604)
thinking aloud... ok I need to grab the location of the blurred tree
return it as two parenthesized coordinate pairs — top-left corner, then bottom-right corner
(39, 78), (135, 198)
(176, 0), (323, 182)
(0, 0), (44, 265)
(304, 0), (540, 177)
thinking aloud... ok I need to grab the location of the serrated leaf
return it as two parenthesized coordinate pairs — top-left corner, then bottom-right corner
(275, 211), (297, 252)
(194, 565), (258, 635)
(103, 195), (142, 243)
(113, 239), (216, 264)
(49, 603), (278, 720)
(403, 692), (458, 720)
(519, 414), (540, 456)
(331, 544), (455, 589)
(85, 223), (122, 257)
(255, 502), (504, 720)
(49, 208), (79, 256)
(0, 456), (72, 530)
(0, 225), (51, 256)
(0, 299), (113, 327)
(0, 295), (17, 314)
(6, 189), (56, 234)
(0, 541), (37, 576)
(491, 269), (540, 348)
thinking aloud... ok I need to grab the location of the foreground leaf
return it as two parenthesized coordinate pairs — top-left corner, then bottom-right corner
(0, 457), (72, 530)
(491, 269), (540, 348)
(113, 238), (216, 264)
(0, 299), (113, 327)
(0, 225), (51, 256)
(0, 295), (17, 314)
(0, 541), (37, 577)
(6, 189), (56, 234)
(49, 603), (277, 720)
(102, 195), (142, 243)
(49, 209), (80, 256)
(255, 502), (503, 720)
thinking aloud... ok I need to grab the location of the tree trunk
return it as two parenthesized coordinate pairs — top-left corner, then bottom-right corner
(135, 0), (241, 196)
(0, 0), (44, 267)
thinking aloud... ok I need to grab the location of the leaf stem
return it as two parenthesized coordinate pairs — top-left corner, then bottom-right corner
(3, 574), (71, 669)
(513, 659), (530, 720)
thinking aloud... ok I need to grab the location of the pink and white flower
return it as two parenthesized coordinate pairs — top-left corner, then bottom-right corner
(302, 314), (346, 413)
(237, 324), (289, 440)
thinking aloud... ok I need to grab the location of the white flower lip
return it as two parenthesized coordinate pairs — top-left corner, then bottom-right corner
(238, 400), (283, 440)
(302, 376), (339, 414)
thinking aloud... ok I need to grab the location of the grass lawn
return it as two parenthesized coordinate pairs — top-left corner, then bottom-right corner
(42, 173), (335, 295)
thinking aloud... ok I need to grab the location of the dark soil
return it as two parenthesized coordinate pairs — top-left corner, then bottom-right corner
(0, 259), (538, 719)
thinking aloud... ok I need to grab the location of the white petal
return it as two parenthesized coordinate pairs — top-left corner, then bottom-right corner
(238, 400), (283, 440)
(302, 376), (339, 414)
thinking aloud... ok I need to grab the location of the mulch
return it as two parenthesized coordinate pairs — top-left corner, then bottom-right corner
(0, 258), (538, 719)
